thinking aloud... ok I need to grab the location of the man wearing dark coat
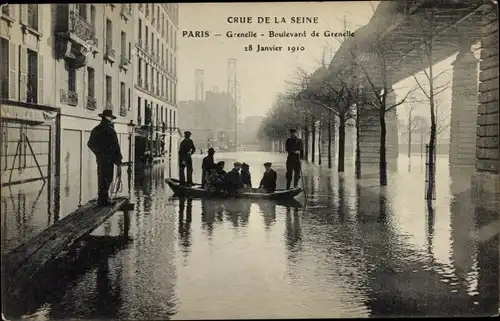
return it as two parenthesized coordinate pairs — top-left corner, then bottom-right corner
(240, 163), (252, 189)
(87, 109), (123, 206)
(259, 162), (277, 193)
(178, 131), (196, 185)
(201, 147), (216, 187)
(223, 162), (245, 194)
(285, 128), (304, 189)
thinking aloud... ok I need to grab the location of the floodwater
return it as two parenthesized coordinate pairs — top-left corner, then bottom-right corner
(1, 152), (499, 319)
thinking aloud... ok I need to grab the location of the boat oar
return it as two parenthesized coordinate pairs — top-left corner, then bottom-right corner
(300, 160), (308, 202)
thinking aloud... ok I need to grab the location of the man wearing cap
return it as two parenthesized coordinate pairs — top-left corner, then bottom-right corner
(285, 128), (304, 189)
(178, 131), (196, 185)
(223, 162), (245, 195)
(259, 162), (277, 193)
(201, 147), (216, 188)
(87, 109), (123, 206)
(240, 163), (252, 190)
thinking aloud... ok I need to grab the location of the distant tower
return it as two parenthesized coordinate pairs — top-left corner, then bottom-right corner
(195, 69), (204, 102)
(227, 58), (239, 147)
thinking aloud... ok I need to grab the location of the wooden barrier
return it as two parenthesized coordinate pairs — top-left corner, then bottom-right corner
(1, 196), (135, 296)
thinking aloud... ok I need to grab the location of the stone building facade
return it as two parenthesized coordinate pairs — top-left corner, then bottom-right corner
(133, 3), (179, 161)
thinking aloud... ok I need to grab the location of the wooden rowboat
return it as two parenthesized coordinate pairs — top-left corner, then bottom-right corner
(165, 178), (303, 200)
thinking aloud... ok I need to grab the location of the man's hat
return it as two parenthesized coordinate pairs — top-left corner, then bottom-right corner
(263, 162), (272, 166)
(233, 161), (242, 167)
(241, 162), (249, 168)
(98, 109), (117, 119)
(289, 128), (297, 133)
(208, 147), (215, 153)
(217, 161), (225, 166)
(184, 131), (192, 136)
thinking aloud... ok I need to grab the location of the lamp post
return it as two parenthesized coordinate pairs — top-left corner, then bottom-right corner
(127, 120), (136, 174)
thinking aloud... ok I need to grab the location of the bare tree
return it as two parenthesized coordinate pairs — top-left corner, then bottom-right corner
(347, 23), (419, 185)
(298, 68), (358, 172)
(410, 7), (454, 200)
(406, 103), (423, 158)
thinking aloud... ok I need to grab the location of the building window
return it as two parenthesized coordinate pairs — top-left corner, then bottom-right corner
(137, 97), (142, 124)
(27, 4), (38, 30)
(145, 26), (149, 46)
(90, 6), (96, 34)
(161, 106), (164, 123)
(166, 22), (169, 43)
(105, 75), (112, 103)
(120, 82), (126, 107)
(161, 44), (164, 63)
(151, 32), (154, 52)
(145, 63), (148, 85)
(78, 4), (87, 20)
(139, 19), (142, 40)
(121, 31), (126, 57)
(138, 57), (142, 82)
(162, 14), (165, 35)
(156, 39), (159, 57)
(68, 64), (76, 93)
(157, 8), (160, 29)
(128, 42), (131, 60)
(156, 104), (159, 125)
(0, 38), (8, 99)
(106, 19), (112, 48)
(169, 109), (172, 126)
(87, 67), (95, 97)
(128, 88), (131, 110)
(173, 110), (176, 128)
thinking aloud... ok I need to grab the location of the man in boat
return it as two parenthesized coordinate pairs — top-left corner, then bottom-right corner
(206, 161), (227, 192)
(178, 131), (196, 186)
(87, 109), (123, 206)
(223, 162), (245, 195)
(201, 147), (216, 188)
(240, 163), (252, 190)
(285, 128), (304, 190)
(259, 162), (277, 193)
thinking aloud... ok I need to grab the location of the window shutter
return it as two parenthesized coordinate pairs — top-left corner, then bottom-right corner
(19, 46), (27, 102)
(8, 43), (17, 100)
(37, 5), (43, 33)
(20, 4), (28, 25)
(38, 54), (44, 104)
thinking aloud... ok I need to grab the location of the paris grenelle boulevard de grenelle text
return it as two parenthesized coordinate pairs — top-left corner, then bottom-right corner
(181, 16), (355, 38)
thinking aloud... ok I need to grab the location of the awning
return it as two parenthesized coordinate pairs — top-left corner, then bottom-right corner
(1, 104), (57, 123)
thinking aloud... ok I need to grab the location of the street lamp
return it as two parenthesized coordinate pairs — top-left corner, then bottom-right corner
(127, 120), (136, 174)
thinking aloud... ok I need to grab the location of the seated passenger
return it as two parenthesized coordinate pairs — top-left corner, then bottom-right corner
(258, 162), (277, 193)
(223, 162), (245, 195)
(240, 163), (252, 190)
(201, 148), (216, 188)
(206, 161), (226, 192)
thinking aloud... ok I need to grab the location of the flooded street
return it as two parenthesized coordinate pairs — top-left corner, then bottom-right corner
(2, 152), (498, 319)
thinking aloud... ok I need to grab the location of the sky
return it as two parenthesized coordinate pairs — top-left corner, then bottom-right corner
(177, 1), (481, 137)
(177, 1), (378, 119)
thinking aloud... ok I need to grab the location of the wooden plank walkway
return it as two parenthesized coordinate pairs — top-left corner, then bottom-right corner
(1, 196), (134, 296)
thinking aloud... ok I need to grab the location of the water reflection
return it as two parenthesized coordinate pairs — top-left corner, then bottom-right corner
(178, 197), (193, 252)
(2, 152), (498, 319)
(3, 235), (130, 319)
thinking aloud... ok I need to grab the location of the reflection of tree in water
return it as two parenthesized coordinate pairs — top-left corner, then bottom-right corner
(285, 206), (302, 253)
(258, 201), (276, 230)
(178, 198), (192, 254)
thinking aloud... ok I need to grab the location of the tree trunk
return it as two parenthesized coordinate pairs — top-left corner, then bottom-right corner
(328, 112), (332, 168)
(427, 122), (437, 200)
(338, 117), (346, 172)
(318, 121), (322, 166)
(355, 114), (361, 179)
(311, 119), (316, 164)
(407, 109), (412, 158)
(304, 125), (309, 162)
(379, 109), (388, 186)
